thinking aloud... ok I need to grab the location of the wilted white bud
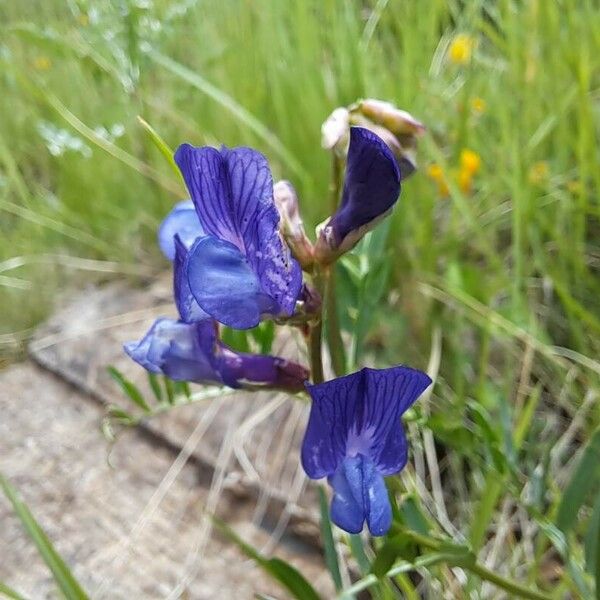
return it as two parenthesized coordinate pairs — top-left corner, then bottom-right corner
(354, 99), (426, 137)
(321, 107), (350, 154)
(273, 180), (314, 270)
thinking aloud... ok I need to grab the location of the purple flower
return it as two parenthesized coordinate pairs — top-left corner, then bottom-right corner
(301, 366), (431, 535)
(315, 127), (401, 264)
(172, 143), (303, 329)
(124, 317), (308, 391)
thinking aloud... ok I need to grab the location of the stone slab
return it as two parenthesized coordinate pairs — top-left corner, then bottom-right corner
(28, 277), (320, 529)
(0, 363), (332, 599)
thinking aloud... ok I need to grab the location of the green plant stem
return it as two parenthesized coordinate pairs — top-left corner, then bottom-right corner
(399, 530), (552, 600)
(323, 153), (346, 377)
(467, 563), (552, 600)
(308, 318), (325, 384)
(325, 266), (346, 377)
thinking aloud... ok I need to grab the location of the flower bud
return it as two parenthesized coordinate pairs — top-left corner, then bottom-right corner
(354, 99), (426, 137)
(273, 180), (314, 269)
(321, 107), (350, 155)
(321, 99), (425, 180)
(314, 127), (401, 265)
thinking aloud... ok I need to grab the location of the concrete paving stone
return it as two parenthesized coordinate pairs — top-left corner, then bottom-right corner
(0, 363), (333, 599)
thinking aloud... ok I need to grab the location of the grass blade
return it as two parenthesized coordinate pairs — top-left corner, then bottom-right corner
(148, 50), (306, 180)
(0, 474), (90, 600)
(136, 116), (181, 180)
(0, 581), (29, 600)
(584, 494), (600, 599)
(556, 427), (600, 534)
(318, 486), (342, 591)
(213, 518), (321, 600)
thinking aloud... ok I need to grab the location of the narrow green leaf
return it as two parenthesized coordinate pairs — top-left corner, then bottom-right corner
(0, 474), (90, 600)
(556, 427), (600, 533)
(136, 116), (181, 179)
(371, 534), (417, 578)
(349, 534), (370, 576)
(399, 496), (430, 536)
(318, 486), (342, 591)
(213, 518), (321, 600)
(514, 384), (542, 447)
(469, 476), (503, 550)
(106, 366), (151, 413)
(173, 381), (192, 401)
(0, 581), (29, 600)
(164, 377), (175, 405)
(147, 373), (163, 403)
(584, 490), (600, 598)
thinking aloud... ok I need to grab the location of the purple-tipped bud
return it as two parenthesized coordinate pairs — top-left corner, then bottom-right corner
(273, 180), (314, 270)
(314, 127), (401, 264)
(321, 99), (425, 179)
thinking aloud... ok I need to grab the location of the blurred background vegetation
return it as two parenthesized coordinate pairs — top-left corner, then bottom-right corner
(1, 0), (599, 596)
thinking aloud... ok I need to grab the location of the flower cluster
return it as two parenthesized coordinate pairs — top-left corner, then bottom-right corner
(125, 98), (431, 536)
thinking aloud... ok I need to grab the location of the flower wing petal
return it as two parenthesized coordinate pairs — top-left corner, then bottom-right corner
(158, 200), (205, 260)
(301, 372), (363, 479)
(185, 235), (278, 329)
(363, 366), (432, 475)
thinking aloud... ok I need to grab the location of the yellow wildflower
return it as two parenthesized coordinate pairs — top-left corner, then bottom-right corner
(448, 34), (475, 65)
(427, 164), (449, 197)
(528, 161), (549, 185)
(460, 149), (481, 176)
(471, 97), (486, 114)
(33, 56), (52, 71)
(458, 169), (473, 194)
(78, 13), (89, 26)
(566, 180), (582, 195)
(427, 163), (444, 181)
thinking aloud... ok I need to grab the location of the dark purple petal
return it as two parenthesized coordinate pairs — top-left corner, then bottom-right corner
(125, 317), (308, 391)
(174, 146), (243, 247)
(174, 144), (273, 253)
(301, 371), (363, 479)
(361, 366), (431, 474)
(301, 366), (431, 479)
(185, 235), (278, 329)
(175, 143), (302, 322)
(173, 236), (209, 323)
(328, 127), (401, 246)
(216, 347), (308, 391)
(124, 318), (221, 383)
(328, 455), (392, 536)
(158, 200), (205, 260)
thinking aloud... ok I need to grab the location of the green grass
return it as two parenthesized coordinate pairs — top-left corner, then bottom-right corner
(1, 0), (599, 596)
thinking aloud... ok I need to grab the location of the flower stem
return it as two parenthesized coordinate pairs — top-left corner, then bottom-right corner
(308, 318), (324, 384)
(324, 266), (346, 376)
(396, 530), (553, 600)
